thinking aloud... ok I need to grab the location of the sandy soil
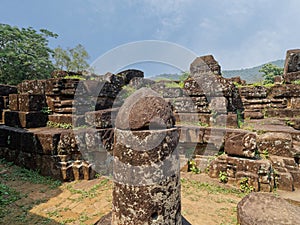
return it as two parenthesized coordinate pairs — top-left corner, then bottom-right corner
(0, 161), (274, 225)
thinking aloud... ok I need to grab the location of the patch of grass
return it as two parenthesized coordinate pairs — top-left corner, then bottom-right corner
(46, 209), (62, 218)
(66, 178), (111, 201)
(181, 178), (246, 198)
(0, 159), (61, 189)
(0, 183), (21, 218)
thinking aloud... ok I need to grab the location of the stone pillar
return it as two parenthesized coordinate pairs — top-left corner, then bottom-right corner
(112, 88), (182, 225)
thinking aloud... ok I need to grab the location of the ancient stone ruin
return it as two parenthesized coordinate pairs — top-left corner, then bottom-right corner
(1, 50), (300, 208)
(237, 192), (300, 225)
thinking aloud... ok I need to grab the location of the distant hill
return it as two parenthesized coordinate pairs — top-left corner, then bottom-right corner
(222, 59), (285, 83)
(148, 73), (181, 81)
(150, 59), (285, 83)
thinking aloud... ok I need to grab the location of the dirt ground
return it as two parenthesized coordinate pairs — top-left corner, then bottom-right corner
(0, 159), (281, 225)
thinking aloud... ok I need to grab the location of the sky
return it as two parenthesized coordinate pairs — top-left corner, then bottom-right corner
(1, 0), (300, 76)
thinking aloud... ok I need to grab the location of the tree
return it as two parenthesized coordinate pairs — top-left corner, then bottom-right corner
(0, 24), (57, 85)
(259, 63), (283, 84)
(53, 44), (90, 72)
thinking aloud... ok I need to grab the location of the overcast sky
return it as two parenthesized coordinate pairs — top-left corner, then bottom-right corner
(1, 0), (300, 75)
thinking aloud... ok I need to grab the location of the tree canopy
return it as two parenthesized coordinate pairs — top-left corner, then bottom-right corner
(259, 63), (283, 84)
(53, 44), (90, 72)
(0, 24), (57, 85)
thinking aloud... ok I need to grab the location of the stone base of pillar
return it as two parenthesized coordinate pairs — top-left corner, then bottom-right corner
(94, 212), (192, 225)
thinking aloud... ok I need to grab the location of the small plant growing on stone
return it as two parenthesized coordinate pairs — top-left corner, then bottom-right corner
(188, 160), (200, 174)
(239, 177), (254, 193)
(41, 107), (52, 115)
(237, 109), (243, 128)
(47, 121), (73, 129)
(219, 171), (228, 183)
(261, 149), (269, 159)
(197, 121), (209, 127)
(293, 80), (300, 85)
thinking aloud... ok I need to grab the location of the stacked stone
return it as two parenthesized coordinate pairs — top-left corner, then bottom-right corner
(0, 84), (17, 123)
(238, 84), (300, 119)
(238, 49), (300, 119)
(208, 128), (276, 191)
(45, 77), (85, 125)
(257, 131), (300, 191)
(109, 87), (183, 225)
(5, 80), (48, 128)
(208, 126), (300, 191)
(283, 49), (300, 83)
(173, 56), (238, 170)
(80, 69), (145, 174)
(183, 55), (238, 128)
(49, 70), (144, 180)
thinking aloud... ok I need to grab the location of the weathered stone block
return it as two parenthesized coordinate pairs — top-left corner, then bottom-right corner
(19, 94), (46, 112)
(48, 114), (85, 127)
(72, 160), (84, 180)
(85, 108), (118, 128)
(209, 97), (228, 113)
(9, 94), (19, 111)
(183, 78), (205, 96)
(224, 131), (257, 158)
(284, 49), (300, 74)
(1, 126), (35, 153)
(257, 132), (293, 157)
(0, 125), (13, 147)
(4, 111), (48, 128)
(284, 71), (300, 83)
(276, 172), (294, 191)
(184, 76), (231, 97)
(269, 84), (300, 98)
(84, 128), (114, 153)
(18, 80), (46, 94)
(174, 113), (210, 125)
(34, 128), (62, 155)
(167, 96), (209, 113)
(60, 162), (74, 181)
(38, 155), (63, 180)
(95, 97), (114, 110)
(264, 108), (295, 118)
(57, 131), (79, 155)
(15, 151), (37, 170)
(0, 84), (17, 96)
(239, 86), (268, 99)
(237, 193), (300, 225)
(290, 97), (300, 108)
(290, 171), (300, 188)
(244, 109), (264, 119)
(0, 97), (4, 109)
(190, 55), (221, 76)
(220, 112), (237, 128)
